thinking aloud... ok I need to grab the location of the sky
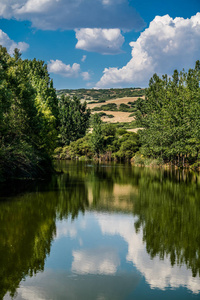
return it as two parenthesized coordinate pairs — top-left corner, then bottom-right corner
(0, 0), (199, 90)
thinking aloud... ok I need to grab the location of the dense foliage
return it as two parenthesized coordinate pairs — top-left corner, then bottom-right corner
(135, 61), (200, 167)
(2, 46), (199, 176)
(133, 168), (200, 277)
(91, 113), (104, 156)
(58, 95), (90, 146)
(55, 116), (140, 162)
(0, 47), (58, 180)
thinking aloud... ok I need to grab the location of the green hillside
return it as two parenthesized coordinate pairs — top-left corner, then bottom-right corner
(56, 88), (145, 102)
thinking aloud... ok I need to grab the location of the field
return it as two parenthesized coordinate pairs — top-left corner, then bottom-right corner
(87, 96), (144, 124)
(56, 88), (145, 130)
(87, 96), (140, 109)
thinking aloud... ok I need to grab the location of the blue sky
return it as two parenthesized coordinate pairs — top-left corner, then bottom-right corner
(0, 0), (199, 90)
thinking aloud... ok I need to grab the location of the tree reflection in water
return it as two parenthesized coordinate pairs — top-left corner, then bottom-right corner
(1, 161), (200, 299)
(133, 168), (200, 277)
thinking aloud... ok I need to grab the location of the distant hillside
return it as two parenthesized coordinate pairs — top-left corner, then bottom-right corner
(56, 88), (145, 102)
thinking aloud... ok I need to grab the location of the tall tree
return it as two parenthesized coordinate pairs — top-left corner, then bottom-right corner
(135, 61), (200, 166)
(91, 113), (104, 156)
(58, 95), (90, 146)
(0, 46), (59, 180)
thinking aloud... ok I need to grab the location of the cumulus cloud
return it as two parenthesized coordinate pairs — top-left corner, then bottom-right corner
(75, 28), (124, 55)
(48, 59), (81, 78)
(0, 0), (145, 31)
(72, 247), (120, 275)
(96, 13), (200, 88)
(48, 59), (91, 81)
(97, 214), (200, 293)
(0, 29), (29, 54)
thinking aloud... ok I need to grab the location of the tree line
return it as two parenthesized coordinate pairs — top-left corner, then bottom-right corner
(1, 46), (200, 179)
(2, 162), (200, 300)
(135, 60), (200, 167)
(54, 60), (200, 168)
(0, 47), (90, 181)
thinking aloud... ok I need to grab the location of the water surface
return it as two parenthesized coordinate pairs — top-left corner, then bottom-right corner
(1, 161), (200, 299)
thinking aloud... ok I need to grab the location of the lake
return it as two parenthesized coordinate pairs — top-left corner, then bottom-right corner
(1, 161), (200, 300)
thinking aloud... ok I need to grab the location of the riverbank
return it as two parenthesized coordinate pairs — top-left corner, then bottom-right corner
(0, 154), (54, 183)
(54, 149), (200, 171)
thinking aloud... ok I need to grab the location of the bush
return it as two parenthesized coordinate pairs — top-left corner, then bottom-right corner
(116, 128), (127, 135)
(131, 153), (145, 166)
(92, 107), (102, 111)
(96, 112), (114, 118)
(92, 103), (118, 112)
(132, 153), (164, 167)
(102, 123), (116, 137)
(119, 103), (134, 112)
(101, 103), (118, 111)
(97, 112), (107, 117)
(98, 100), (106, 103)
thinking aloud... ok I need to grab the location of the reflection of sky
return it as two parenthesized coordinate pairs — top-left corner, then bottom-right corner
(54, 218), (78, 240)
(97, 214), (200, 294)
(4, 212), (200, 300)
(4, 286), (47, 300)
(72, 247), (120, 275)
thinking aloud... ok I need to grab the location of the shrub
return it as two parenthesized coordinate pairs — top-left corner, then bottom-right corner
(119, 103), (134, 112)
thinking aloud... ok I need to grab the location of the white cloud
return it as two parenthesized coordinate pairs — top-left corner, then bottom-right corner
(16, 0), (53, 14)
(97, 214), (200, 294)
(72, 247), (120, 275)
(75, 28), (124, 55)
(0, 0), (145, 31)
(54, 220), (77, 240)
(96, 13), (200, 88)
(14, 286), (46, 300)
(48, 59), (80, 78)
(81, 55), (87, 62)
(0, 29), (29, 54)
(48, 59), (91, 81)
(81, 71), (90, 81)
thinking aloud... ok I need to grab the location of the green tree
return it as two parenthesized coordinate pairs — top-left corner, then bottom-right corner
(135, 61), (200, 166)
(133, 168), (200, 277)
(58, 95), (91, 146)
(91, 113), (104, 156)
(0, 47), (59, 180)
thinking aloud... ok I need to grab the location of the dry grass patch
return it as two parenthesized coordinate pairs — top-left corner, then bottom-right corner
(91, 110), (135, 123)
(87, 96), (144, 109)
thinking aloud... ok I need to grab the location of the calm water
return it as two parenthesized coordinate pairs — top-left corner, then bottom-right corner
(1, 161), (200, 300)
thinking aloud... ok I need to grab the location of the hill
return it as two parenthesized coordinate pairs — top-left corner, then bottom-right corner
(56, 88), (145, 102)
(56, 88), (145, 129)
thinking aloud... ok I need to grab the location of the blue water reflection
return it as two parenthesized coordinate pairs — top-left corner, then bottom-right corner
(5, 212), (200, 300)
(2, 162), (200, 299)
